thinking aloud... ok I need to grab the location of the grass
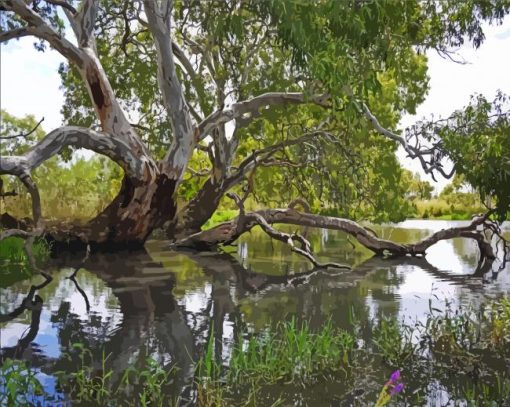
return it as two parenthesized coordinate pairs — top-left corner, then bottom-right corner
(373, 316), (417, 365)
(53, 343), (180, 406)
(0, 236), (51, 287)
(226, 318), (353, 384)
(197, 298), (510, 405)
(196, 318), (355, 406)
(413, 199), (479, 220)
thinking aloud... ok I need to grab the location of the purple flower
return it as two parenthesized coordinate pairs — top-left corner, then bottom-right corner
(390, 383), (404, 395)
(389, 370), (400, 383)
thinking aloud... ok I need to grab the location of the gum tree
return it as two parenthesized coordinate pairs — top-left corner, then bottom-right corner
(0, 0), (508, 269)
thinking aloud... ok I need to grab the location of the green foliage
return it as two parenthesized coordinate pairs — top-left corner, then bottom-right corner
(56, 343), (178, 406)
(6, 297), (510, 405)
(400, 173), (491, 219)
(1, 155), (123, 221)
(0, 359), (45, 406)
(0, 110), (46, 156)
(3, 0), (509, 224)
(1, 111), (123, 221)
(56, 0), (500, 223)
(0, 237), (51, 288)
(201, 210), (239, 230)
(414, 198), (485, 220)
(488, 296), (510, 348)
(439, 93), (510, 221)
(60, 344), (113, 405)
(401, 170), (434, 200)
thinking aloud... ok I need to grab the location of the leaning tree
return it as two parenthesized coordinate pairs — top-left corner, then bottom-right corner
(1, 0), (509, 269)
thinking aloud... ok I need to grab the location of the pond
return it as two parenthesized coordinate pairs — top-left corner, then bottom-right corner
(1, 220), (509, 405)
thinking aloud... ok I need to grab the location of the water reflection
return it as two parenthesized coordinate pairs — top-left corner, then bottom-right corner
(0, 221), (509, 404)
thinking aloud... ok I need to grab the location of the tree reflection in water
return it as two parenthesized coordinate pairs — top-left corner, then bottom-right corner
(0, 242), (506, 404)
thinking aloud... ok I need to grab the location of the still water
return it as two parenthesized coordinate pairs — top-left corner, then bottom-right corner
(1, 220), (509, 405)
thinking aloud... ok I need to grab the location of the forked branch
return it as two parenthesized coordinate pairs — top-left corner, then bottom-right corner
(198, 92), (331, 139)
(3, 0), (84, 65)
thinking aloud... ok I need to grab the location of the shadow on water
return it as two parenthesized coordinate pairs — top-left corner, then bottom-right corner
(1, 222), (509, 404)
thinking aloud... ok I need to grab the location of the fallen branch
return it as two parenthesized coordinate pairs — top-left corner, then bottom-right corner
(181, 193), (351, 270)
(249, 211), (350, 270)
(173, 206), (501, 274)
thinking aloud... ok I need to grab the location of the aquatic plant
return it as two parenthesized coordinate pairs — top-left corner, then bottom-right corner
(121, 357), (177, 407)
(4, 296), (510, 406)
(373, 316), (417, 366)
(226, 318), (355, 385)
(462, 375), (510, 406)
(56, 343), (178, 406)
(489, 296), (510, 348)
(56, 343), (113, 405)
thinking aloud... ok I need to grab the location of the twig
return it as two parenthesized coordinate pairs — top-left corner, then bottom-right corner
(0, 117), (44, 140)
(44, 0), (77, 14)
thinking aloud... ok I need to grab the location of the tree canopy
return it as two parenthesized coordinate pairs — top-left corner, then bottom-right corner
(0, 0), (509, 258)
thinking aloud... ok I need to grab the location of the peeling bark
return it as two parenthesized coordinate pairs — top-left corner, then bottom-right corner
(169, 178), (225, 238)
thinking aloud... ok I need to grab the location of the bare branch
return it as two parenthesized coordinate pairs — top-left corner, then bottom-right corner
(19, 172), (42, 227)
(0, 126), (145, 180)
(0, 117), (44, 140)
(362, 103), (455, 181)
(0, 228), (33, 241)
(175, 208), (500, 274)
(4, 1), (146, 155)
(143, 0), (196, 180)
(44, 0), (77, 14)
(0, 190), (17, 198)
(74, 0), (98, 47)
(171, 40), (198, 84)
(226, 130), (332, 189)
(0, 171), (43, 242)
(171, 40), (205, 121)
(3, 0), (84, 65)
(186, 167), (211, 177)
(0, 26), (36, 43)
(226, 193), (350, 270)
(198, 92), (331, 140)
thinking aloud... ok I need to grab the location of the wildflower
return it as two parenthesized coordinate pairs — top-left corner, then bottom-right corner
(389, 370), (400, 383)
(375, 370), (405, 407)
(390, 382), (404, 396)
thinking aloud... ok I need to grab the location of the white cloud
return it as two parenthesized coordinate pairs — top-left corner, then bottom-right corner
(1, 38), (65, 131)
